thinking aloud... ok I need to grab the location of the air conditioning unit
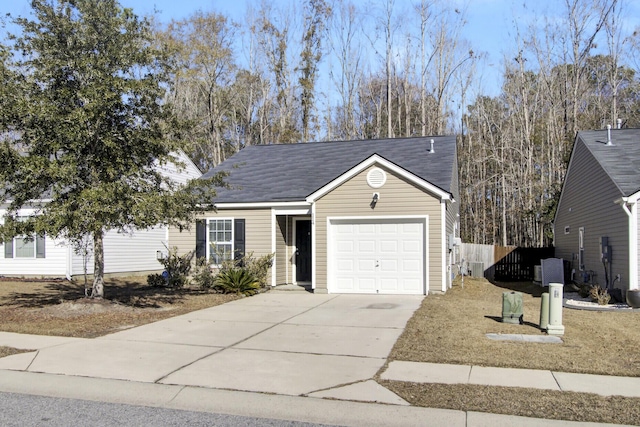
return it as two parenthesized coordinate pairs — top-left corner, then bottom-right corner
(534, 265), (542, 283)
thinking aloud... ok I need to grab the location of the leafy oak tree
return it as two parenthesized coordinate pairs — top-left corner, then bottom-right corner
(0, 0), (219, 298)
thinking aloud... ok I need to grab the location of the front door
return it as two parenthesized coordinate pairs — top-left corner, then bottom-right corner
(295, 220), (312, 282)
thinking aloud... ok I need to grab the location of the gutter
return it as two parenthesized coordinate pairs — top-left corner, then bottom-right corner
(615, 197), (638, 290)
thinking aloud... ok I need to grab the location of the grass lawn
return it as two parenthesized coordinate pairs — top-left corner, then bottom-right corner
(381, 276), (640, 425)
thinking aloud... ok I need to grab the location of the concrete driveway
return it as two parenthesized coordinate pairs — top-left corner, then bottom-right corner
(4, 292), (423, 404)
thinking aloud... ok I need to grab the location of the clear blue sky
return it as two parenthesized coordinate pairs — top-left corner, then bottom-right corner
(3, 0), (638, 97)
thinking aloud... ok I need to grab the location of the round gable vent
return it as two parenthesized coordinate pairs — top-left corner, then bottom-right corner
(367, 167), (387, 188)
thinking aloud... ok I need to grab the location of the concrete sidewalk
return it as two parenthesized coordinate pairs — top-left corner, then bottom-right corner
(380, 361), (640, 398)
(0, 292), (635, 426)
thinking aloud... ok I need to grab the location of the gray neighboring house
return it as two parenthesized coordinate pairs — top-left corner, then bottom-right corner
(554, 128), (640, 296)
(170, 136), (460, 295)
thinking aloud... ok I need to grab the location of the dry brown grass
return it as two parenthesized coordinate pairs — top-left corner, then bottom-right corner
(383, 276), (640, 425)
(0, 277), (240, 338)
(389, 276), (640, 377)
(380, 381), (640, 426)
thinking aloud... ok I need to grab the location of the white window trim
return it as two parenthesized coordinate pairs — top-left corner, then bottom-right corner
(13, 235), (37, 259)
(578, 227), (585, 271)
(206, 218), (234, 266)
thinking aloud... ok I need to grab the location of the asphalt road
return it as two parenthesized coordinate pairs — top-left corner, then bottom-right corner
(0, 392), (339, 427)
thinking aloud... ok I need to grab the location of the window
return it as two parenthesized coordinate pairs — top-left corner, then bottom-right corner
(564, 226), (570, 235)
(578, 227), (585, 271)
(195, 218), (245, 265)
(208, 219), (233, 265)
(4, 235), (46, 259)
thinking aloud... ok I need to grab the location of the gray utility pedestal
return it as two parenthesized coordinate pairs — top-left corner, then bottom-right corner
(502, 291), (523, 324)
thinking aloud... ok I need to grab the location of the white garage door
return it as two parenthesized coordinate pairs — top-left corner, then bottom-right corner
(330, 218), (425, 294)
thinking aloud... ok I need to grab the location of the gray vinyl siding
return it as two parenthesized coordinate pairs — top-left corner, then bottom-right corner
(555, 141), (629, 290)
(314, 164), (442, 294)
(168, 208), (273, 285)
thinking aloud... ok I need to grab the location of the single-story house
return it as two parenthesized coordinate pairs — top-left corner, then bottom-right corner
(169, 136), (460, 295)
(554, 127), (640, 295)
(0, 151), (202, 279)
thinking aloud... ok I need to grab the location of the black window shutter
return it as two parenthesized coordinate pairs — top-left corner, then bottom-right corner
(234, 219), (245, 263)
(4, 240), (13, 258)
(36, 235), (45, 258)
(195, 219), (206, 259)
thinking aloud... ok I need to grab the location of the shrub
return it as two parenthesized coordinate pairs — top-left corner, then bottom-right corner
(147, 273), (166, 287)
(157, 246), (194, 288)
(191, 257), (219, 290)
(243, 253), (274, 288)
(589, 285), (611, 305)
(215, 268), (260, 296)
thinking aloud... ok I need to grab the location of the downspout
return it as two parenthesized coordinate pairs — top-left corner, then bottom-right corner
(617, 197), (638, 291)
(66, 242), (73, 281)
(311, 203), (317, 290)
(441, 199), (447, 293)
(271, 209), (276, 287)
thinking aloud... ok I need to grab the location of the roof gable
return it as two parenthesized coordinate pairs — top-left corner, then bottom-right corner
(202, 136), (457, 204)
(306, 154), (451, 202)
(577, 128), (640, 196)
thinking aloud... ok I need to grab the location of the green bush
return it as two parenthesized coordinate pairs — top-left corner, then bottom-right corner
(147, 273), (166, 287)
(218, 252), (274, 289)
(191, 257), (220, 290)
(215, 268), (260, 296)
(157, 246), (194, 288)
(244, 253), (274, 288)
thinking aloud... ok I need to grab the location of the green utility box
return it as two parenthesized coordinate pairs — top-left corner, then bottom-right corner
(502, 291), (524, 324)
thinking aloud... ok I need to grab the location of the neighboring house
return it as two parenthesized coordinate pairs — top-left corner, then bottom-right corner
(170, 136), (460, 295)
(0, 151), (202, 279)
(554, 128), (640, 296)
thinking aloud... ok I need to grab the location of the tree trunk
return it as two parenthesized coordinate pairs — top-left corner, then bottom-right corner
(91, 230), (105, 298)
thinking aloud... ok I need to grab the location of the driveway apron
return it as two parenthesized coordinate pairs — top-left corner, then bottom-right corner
(17, 293), (423, 400)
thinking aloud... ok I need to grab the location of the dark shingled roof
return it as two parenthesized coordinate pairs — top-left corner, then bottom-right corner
(201, 136), (457, 203)
(578, 128), (640, 196)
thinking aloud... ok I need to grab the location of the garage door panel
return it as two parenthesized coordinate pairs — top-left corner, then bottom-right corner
(379, 259), (398, 272)
(356, 278), (376, 291)
(380, 278), (399, 291)
(379, 240), (398, 253)
(379, 223), (398, 233)
(331, 219), (425, 295)
(358, 224), (376, 234)
(357, 259), (376, 272)
(402, 239), (421, 252)
(399, 278), (421, 292)
(336, 240), (354, 254)
(402, 259), (421, 272)
(336, 259), (353, 272)
(336, 278), (354, 290)
(358, 240), (376, 252)
(402, 222), (422, 233)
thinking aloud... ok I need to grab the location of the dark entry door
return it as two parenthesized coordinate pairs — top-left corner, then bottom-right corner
(295, 220), (312, 282)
